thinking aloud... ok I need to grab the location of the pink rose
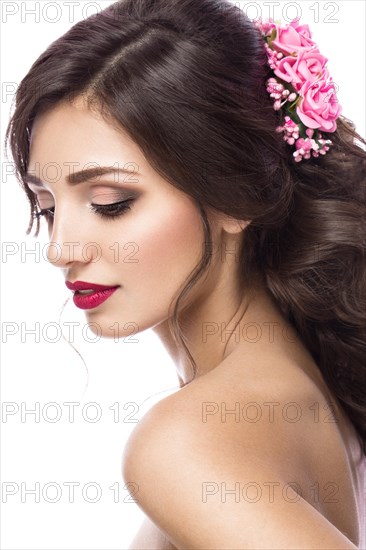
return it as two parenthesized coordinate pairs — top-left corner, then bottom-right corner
(272, 18), (317, 55)
(290, 19), (317, 46)
(274, 49), (328, 92)
(296, 78), (342, 132)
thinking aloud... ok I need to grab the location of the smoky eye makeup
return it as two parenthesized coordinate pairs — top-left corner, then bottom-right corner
(90, 190), (136, 204)
(88, 190), (137, 220)
(88, 198), (134, 219)
(33, 188), (139, 222)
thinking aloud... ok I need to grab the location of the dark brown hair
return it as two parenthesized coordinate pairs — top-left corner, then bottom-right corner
(5, 0), (366, 454)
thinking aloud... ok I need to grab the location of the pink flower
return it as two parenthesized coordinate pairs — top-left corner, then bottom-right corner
(296, 78), (342, 132)
(271, 18), (317, 55)
(295, 138), (315, 152)
(260, 16), (342, 160)
(290, 19), (316, 45)
(274, 49), (328, 92)
(255, 17), (276, 36)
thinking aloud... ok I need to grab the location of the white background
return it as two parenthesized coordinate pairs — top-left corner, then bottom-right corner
(1, 1), (365, 549)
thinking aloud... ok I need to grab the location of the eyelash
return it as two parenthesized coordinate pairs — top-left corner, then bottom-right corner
(35, 199), (134, 221)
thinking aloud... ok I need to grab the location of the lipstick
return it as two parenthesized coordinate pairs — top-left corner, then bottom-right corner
(65, 280), (120, 310)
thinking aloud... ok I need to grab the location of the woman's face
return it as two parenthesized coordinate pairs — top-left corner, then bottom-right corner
(27, 97), (208, 338)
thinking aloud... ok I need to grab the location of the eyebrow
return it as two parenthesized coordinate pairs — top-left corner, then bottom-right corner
(24, 166), (140, 188)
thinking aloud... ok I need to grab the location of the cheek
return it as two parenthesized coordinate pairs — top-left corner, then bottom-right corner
(120, 198), (204, 291)
(144, 201), (202, 268)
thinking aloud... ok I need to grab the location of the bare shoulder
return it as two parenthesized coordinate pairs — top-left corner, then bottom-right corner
(121, 358), (357, 549)
(123, 356), (329, 467)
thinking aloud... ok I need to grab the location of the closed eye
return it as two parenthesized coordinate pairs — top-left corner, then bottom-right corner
(35, 199), (134, 221)
(89, 199), (134, 219)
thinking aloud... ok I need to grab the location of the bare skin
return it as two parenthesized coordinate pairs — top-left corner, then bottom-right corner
(124, 302), (365, 549)
(124, 290), (366, 550)
(27, 96), (364, 549)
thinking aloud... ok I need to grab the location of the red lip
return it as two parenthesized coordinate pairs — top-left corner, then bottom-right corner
(65, 281), (120, 310)
(66, 280), (119, 292)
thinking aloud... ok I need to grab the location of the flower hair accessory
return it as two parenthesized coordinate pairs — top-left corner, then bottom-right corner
(255, 17), (342, 162)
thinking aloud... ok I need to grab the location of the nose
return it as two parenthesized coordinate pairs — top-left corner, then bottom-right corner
(46, 210), (100, 268)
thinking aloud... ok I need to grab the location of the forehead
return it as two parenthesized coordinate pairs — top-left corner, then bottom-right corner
(28, 98), (144, 178)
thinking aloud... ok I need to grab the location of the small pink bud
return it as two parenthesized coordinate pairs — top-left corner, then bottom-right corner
(305, 129), (314, 138)
(288, 93), (297, 102)
(285, 117), (296, 126)
(273, 100), (281, 110)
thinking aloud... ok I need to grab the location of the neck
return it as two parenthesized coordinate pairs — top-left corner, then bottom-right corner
(152, 276), (286, 387)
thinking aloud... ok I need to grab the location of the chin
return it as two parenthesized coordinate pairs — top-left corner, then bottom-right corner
(83, 314), (143, 341)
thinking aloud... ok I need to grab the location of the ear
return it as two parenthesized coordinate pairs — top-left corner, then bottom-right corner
(206, 206), (252, 235)
(221, 217), (251, 234)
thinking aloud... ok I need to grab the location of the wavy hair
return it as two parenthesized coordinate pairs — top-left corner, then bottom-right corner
(5, 0), (366, 454)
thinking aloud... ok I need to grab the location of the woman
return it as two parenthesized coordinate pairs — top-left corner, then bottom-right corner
(5, 0), (365, 548)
